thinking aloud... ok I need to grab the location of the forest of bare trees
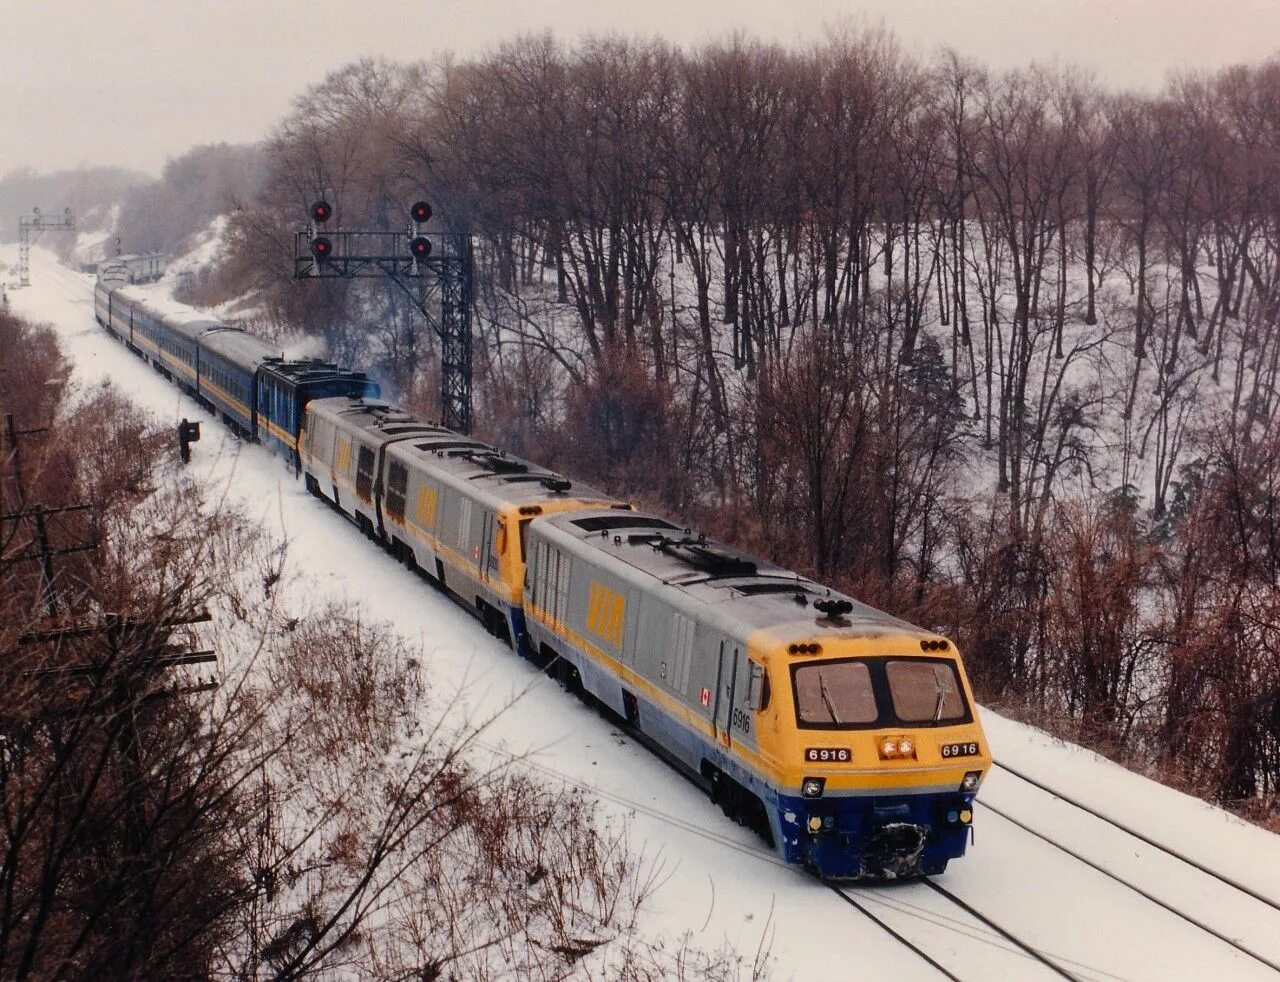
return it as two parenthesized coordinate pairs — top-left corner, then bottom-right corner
(157, 31), (1280, 822)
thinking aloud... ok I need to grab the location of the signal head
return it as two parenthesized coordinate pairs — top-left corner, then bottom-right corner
(409, 236), (432, 259)
(310, 200), (333, 224)
(410, 200), (432, 224)
(311, 236), (333, 262)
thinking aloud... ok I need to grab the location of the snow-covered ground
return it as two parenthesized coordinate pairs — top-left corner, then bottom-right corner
(8, 246), (1280, 980)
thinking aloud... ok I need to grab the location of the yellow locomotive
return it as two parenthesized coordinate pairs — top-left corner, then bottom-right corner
(523, 510), (991, 878)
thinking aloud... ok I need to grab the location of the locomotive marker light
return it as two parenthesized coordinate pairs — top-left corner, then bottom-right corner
(961, 770), (983, 791)
(801, 777), (825, 798)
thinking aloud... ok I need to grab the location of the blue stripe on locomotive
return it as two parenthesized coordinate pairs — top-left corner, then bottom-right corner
(770, 789), (974, 878)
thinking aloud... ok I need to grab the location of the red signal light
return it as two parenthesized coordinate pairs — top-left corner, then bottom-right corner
(409, 236), (432, 258)
(311, 200), (332, 223)
(311, 236), (332, 261)
(410, 200), (432, 223)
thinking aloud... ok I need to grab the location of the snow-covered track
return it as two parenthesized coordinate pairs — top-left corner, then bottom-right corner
(978, 796), (1280, 973)
(834, 879), (1088, 980)
(920, 878), (1079, 979)
(981, 762), (1280, 974)
(992, 760), (1280, 914)
(828, 885), (963, 981)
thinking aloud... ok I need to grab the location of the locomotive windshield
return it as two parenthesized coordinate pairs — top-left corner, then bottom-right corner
(885, 659), (966, 723)
(792, 657), (970, 729)
(793, 661), (877, 725)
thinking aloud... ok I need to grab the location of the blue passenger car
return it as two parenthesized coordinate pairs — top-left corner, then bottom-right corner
(257, 358), (380, 467)
(197, 329), (276, 437)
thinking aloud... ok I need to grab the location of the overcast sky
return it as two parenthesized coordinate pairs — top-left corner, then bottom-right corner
(6, 0), (1278, 177)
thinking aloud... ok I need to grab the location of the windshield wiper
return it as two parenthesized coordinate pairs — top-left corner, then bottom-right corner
(932, 666), (953, 723)
(818, 671), (842, 725)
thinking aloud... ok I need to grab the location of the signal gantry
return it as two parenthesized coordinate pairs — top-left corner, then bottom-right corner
(294, 199), (474, 434)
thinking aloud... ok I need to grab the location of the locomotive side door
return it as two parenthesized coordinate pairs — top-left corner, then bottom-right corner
(713, 640), (741, 748)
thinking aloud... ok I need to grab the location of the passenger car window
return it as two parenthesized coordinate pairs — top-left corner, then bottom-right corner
(793, 660), (877, 726)
(886, 660), (966, 723)
(386, 462), (408, 521)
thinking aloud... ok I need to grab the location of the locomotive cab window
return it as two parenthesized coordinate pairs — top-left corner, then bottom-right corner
(792, 656), (973, 729)
(886, 660), (966, 723)
(747, 661), (771, 711)
(517, 518), (533, 563)
(793, 660), (877, 727)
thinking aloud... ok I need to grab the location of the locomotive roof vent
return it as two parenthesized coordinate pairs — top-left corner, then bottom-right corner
(468, 451), (528, 474)
(653, 536), (758, 577)
(541, 476), (572, 493)
(571, 515), (676, 534)
(417, 439), (479, 453)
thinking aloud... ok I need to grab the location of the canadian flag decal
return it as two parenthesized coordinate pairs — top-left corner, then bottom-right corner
(700, 687), (711, 707)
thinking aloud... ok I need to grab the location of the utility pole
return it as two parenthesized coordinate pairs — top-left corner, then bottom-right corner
(294, 200), (475, 433)
(16, 207), (75, 288)
(3, 413), (95, 615)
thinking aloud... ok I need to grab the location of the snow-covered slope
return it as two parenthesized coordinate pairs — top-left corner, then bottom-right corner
(9, 247), (1280, 980)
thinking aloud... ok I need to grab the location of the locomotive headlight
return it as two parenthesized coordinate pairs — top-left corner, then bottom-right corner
(801, 777), (825, 798)
(961, 770), (982, 792)
(881, 738), (898, 758)
(898, 738), (914, 756)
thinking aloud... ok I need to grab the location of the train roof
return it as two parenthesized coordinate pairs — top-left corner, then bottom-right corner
(537, 508), (921, 643)
(394, 438), (620, 510)
(260, 357), (373, 386)
(309, 396), (447, 443)
(199, 327), (277, 371)
(308, 397), (622, 511)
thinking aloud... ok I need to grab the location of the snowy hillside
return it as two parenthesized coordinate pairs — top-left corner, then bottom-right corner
(9, 247), (1280, 979)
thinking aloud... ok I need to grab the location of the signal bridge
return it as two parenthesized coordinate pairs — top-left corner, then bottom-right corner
(294, 200), (474, 435)
(15, 207), (76, 288)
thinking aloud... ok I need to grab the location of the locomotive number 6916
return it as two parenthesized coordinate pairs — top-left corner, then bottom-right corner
(941, 742), (980, 758)
(805, 747), (851, 763)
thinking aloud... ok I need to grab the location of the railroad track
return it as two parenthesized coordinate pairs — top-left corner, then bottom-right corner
(831, 878), (1120, 981)
(978, 760), (1280, 975)
(990, 760), (1280, 914)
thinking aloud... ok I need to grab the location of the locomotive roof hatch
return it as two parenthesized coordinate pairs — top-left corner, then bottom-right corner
(463, 450), (528, 475)
(651, 535), (758, 578)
